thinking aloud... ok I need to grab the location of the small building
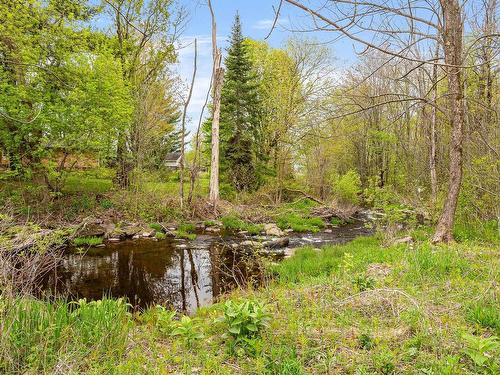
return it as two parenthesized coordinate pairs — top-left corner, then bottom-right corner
(164, 152), (182, 169)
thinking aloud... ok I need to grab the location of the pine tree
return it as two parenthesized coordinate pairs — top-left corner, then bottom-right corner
(219, 14), (262, 191)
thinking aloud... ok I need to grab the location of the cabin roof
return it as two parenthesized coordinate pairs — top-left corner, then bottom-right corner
(165, 152), (181, 162)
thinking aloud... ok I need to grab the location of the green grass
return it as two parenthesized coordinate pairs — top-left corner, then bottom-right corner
(174, 223), (197, 240)
(276, 213), (325, 232)
(0, 235), (500, 374)
(3, 234), (498, 373)
(0, 297), (130, 374)
(221, 215), (264, 235)
(73, 236), (103, 246)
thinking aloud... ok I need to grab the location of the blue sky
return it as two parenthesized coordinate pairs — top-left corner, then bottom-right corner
(174, 0), (356, 136)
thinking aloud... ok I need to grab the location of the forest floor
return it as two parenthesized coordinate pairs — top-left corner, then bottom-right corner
(1, 234), (499, 374)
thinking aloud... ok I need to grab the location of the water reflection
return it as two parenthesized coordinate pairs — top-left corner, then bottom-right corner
(45, 237), (220, 313)
(43, 218), (373, 313)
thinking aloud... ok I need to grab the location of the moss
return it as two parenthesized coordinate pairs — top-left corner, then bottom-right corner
(73, 236), (103, 246)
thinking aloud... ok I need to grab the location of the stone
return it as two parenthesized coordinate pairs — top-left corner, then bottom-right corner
(142, 230), (156, 238)
(205, 227), (220, 233)
(263, 223), (285, 237)
(324, 229), (333, 233)
(240, 240), (262, 248)
(78, 222), (105, 238)
(263, 237), (290, 249)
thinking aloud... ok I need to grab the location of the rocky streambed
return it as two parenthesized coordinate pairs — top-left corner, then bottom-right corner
(40, 213), (374, 312)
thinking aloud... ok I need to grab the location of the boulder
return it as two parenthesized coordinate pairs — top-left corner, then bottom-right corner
(263, 237), (290, 249)
(78, 222), (105, 238)
(263, 223), (285, 237)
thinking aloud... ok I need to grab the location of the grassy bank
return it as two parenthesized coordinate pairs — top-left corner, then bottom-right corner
(1, 235), (498, 374)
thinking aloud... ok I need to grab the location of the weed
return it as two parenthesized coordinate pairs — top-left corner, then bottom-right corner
(171, 316), (204, 348)
(174, 223), (197, 240)
(352, 274), (376, 292)
(149, 222), (163, 232)
(358, 333), (375, 350)
(155, 232), (166, 240)
(221, 216), (263, 235)
(218, 299), (271, 351)
(462, 333), (499, 371)
(466, 302), (500, 334)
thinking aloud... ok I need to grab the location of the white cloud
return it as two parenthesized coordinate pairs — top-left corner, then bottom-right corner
(253, 18), (289, 30)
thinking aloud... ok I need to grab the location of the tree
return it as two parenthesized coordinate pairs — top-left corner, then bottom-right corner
(280, 0), (496, 242)
(219, 15), (263, 191)
(208, 0), (224, 204)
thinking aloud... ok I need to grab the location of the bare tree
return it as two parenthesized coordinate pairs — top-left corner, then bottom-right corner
(279, 0), (498, 242)
(179, 39), (197, 209)
(207, 0), (225, 205)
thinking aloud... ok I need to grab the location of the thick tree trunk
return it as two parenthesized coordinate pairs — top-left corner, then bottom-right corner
(433, 0), (465, 243)
(209, 61), (223, 203)
(208, 0), (224, 204)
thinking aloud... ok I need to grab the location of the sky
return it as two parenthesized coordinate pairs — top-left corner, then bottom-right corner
(173, 0), (356, 137)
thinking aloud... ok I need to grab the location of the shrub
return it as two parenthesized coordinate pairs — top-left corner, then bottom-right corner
(332, 170), (362, 205)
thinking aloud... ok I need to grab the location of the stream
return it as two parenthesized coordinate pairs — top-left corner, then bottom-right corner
(42, 216), (373, 313)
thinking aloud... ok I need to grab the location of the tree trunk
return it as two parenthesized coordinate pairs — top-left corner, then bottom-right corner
(180, 39), (197, 209)
(429, 45), (439, 204)
(209, 60), (223, 203)
(433, 0), (465, 243)
(208, 0), (224, 204)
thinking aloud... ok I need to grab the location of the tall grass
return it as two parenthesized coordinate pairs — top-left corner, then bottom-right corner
(0, 296), (131, 374)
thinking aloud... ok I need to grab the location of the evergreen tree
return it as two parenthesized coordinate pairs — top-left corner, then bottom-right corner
(219, 14), (263, 191)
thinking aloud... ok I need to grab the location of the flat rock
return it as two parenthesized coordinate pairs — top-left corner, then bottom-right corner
(263, 223), (285, 237)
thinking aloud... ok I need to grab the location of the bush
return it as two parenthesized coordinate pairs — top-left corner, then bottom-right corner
(332, 170), (362, 205)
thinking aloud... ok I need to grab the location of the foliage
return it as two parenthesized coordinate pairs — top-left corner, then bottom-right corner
(170, 316), (204, 348)
(352, 274), (376, 292)
(332, 170), (362, 205)
(174, 223), (197, 240)
(461, 333), (499, 371)
(220, 300), (271, 345)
